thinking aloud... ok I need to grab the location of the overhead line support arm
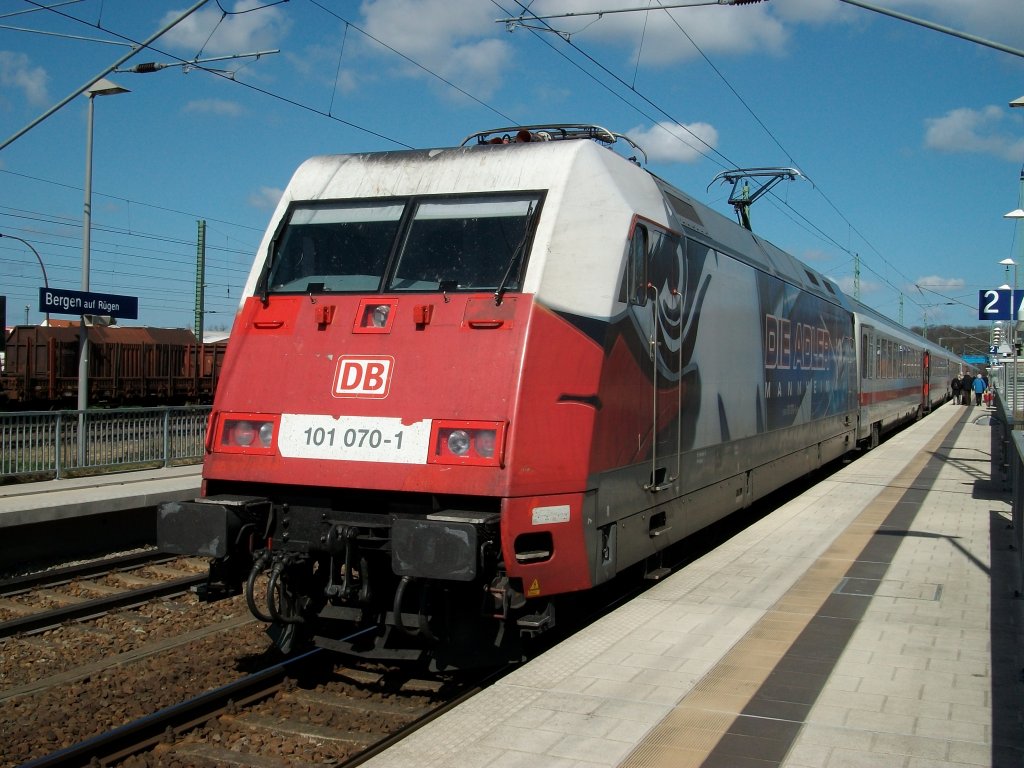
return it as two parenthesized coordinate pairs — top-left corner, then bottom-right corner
(0, 0), (212, 152)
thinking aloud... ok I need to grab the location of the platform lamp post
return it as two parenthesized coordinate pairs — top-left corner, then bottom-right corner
(0, 233), (50, 325)
(1004, 95), (1024, 415)
(78, 77), (129, 467)
(997, 283), (1013, 407)
(1007, 94), (1024, 598)
(1000, 256), (1020, 413)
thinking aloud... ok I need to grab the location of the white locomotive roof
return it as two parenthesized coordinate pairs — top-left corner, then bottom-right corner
(242, 135), (846, 321)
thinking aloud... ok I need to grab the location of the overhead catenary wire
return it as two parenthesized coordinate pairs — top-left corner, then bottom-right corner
(23, 0), (414, 149)
(1, 0), (213, 152)
(306, 0), (518, 126)
(492, 0), (729, 167)
(495, 0), (928, 315)
(4, 0), (985, 327)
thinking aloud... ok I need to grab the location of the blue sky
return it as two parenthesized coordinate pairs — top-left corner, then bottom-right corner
(1, 0), (1023, 335)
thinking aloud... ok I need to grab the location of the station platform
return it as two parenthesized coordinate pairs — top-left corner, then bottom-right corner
(366, 402), (1024, 768)
(0, 464), (201, 529)
(0, 464), (202, 570)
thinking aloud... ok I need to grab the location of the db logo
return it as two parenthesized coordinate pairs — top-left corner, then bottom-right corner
(333, 355), (394, 399)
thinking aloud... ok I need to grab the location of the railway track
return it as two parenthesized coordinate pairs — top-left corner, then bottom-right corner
(20, 645), (496, 768)
(27, 482), (811, 768)
(0, 551), (207, 638)
(0, 547), (494, 768)
(1, 446), (870, 768)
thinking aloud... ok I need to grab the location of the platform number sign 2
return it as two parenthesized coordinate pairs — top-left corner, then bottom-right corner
(979, 289), (1015, 321)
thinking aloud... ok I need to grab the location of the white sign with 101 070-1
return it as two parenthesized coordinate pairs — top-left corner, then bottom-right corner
(276, 414), (431, 463)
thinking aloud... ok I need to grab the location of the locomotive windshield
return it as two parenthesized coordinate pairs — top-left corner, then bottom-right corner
(264, 193), (542, 295)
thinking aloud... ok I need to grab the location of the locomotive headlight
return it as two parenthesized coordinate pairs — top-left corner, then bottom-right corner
(217, 414), (279, 454)
(232, 420), (256, 447)
(429, 421), (506, 467)
(475, 430), (496, 458)
(258, 422), (275, 448)
(354, 298), (397, 333)
(447, 429), (471, 456)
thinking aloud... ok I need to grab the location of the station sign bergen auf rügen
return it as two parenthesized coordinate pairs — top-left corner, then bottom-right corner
(39, 287), (138, 320)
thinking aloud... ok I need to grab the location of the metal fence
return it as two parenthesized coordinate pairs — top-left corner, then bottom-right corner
(0, 406), (210, 479)
(987, 388), (1023, 598)
(989, 360), (1024, 421)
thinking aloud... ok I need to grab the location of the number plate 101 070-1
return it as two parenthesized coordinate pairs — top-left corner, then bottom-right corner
(277, 414), (431, 464)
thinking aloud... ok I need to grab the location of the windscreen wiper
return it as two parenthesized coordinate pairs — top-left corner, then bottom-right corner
(494, 201), (536, 306)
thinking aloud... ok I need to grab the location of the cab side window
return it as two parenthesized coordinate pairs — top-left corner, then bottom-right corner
(628, 224), (649, 307)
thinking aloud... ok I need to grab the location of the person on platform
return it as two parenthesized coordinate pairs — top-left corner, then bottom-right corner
(950, 374), (962, 404)
(973, 374), (986, 406)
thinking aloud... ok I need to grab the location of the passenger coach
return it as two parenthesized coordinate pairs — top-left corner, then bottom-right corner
(853, 301), (956, 448)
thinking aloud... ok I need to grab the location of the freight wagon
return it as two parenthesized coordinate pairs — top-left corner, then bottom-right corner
(0, 325), (226, 408)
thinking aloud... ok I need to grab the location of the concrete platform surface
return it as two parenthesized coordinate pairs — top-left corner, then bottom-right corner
(0, 464), (201, 527)
(364, 402), (1024, 768)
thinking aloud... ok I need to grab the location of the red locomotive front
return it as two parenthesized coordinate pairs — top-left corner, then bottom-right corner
(159, 179), (612, 667)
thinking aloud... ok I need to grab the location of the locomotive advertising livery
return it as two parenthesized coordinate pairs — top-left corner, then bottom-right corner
(158, 124), (955, 669)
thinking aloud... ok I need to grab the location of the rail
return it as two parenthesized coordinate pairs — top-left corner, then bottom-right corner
(0, 405), (210, 479)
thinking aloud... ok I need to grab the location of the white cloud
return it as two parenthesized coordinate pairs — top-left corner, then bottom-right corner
(831, 275), (882, 296)
(160, 0), (291, 57)
(770, 0), (1024, 49)
(0, 51), (49, 108)
(512, 0), (1024, 69)
(288, 38), (364, 95)
(924, 106), (1024, 162)
(881, 0), (1024, 50)
(799, 247), (831, 263)
(358, 0), (514, 97)
(335, 69), (360, 95)
(915, 276), (965, 292)
(769, 0), (849, 25)
(527, 0), (788, 65)
(183, 98), (245, 116)
(626, 121), (719, 164)
(248, 186), (283, 210)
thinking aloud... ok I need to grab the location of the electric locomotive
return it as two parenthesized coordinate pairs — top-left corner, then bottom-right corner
(160, 124), (900, 668)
